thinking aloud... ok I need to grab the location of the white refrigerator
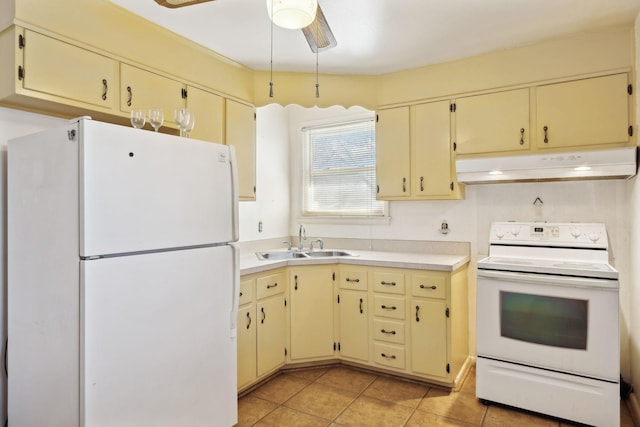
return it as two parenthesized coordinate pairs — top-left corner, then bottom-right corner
(7, 117), (239, 427)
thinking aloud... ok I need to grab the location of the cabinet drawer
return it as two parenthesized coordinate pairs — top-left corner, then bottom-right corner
(372, 271), (405, 294)
(374, 343), (405, 369)
(411, 273), (447, 299)
(373, 295), (405, 319)
(373, 319), (405, 344)
(256, 272), (285, 299)
(239, 278), (254, 305)
(340, 268), (368, 291)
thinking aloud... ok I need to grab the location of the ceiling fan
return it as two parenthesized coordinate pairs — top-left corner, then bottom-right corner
(153, 0), (336, 52)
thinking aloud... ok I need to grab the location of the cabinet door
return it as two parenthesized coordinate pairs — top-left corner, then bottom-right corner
(376, 107), (410, 198)
(536, 74), (630, 149)
(186, 86), (223, 143)
(411, 299), (448, 378)
(237, 304), (256, 389)
(339, 291), (368, 361)
(455, 89), (529, 154)
(226, 99), (256, 200)
(22, 29), (115, 110)
(120, 63), (184, 118)
(412, 101), (453, 197)
(289, 267), (334, 360)
(256, 295), (285, 377)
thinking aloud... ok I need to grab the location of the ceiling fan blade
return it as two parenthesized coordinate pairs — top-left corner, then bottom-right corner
(302, 4), (337, 53)
(154, 0), (215, 8)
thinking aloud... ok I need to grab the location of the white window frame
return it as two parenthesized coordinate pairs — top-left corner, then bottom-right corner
(300, 116), (388, 222)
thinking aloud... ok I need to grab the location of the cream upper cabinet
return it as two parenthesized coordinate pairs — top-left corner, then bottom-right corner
(535, 73), (630, 149)
(412, 100), (459, 198)
(120, 63), (185, 120)
(376, 103), (462, 201)
(454, 88), (530, 155)
(226, 99), (257, 201)
(289, 267), (335, 361)
(376, 107), (411, 198)
(185, 86), (223, 143)
(16, 29), (116, 111)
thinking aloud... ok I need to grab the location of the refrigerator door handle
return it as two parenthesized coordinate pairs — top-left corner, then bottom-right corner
(229, 243), (240, 339)
(228, 146), (240, 242)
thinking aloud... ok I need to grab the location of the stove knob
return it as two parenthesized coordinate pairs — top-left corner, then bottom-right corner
(588, 232), (600, 243)
(570, 227), (581, 239)
(495, 228), (505, 239)
(510, 227), (520, 237)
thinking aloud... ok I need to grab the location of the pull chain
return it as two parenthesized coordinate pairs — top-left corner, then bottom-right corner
(314, 21), (320, 98)
(269, 0), (274, 98)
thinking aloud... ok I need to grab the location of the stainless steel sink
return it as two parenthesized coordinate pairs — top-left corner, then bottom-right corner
(305, 250), (355, 258)
(255, 251), (309, 260)
(255, 249), (355, 260)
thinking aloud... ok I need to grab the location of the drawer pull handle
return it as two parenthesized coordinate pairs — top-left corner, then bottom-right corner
(380, 281), (396, 286)
(346, 278), (360, 283)
(381, 329), (396, 335)
(359, 298), (364, 314)
(266, 282), (278, 289)
(420, 176), (424, 192)
(381, 305), (397, 310)
(402, 177), (406, 192)
(127, 86), (132, 106)
(294, 275), (298, 291)
(420, 284), (437, 290)
(543, 125), (549, 143)
(261, 307), (266, 324)
(246, 311), (252, 329)
(381, 353), (397, 360)
(415, 305), (420, 322)
(102, 79), (108, 101)
(519, 127), (525, 145)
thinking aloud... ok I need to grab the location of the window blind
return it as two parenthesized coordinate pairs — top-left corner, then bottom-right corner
(303, 119), (385, 216)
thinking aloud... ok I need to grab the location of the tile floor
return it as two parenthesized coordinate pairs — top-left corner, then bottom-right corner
(236, 364), (636, 426)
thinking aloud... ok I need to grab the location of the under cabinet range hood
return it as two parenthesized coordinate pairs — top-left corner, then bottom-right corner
(455, 147), (638, 184)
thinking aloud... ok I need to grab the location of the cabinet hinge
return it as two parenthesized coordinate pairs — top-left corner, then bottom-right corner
(284, 298), (287, 307)
(285, 347), (288, 356)
(332, 272), (336, 281)
(18, 66), (24, 81)
(446, 363), (450, 374)
(628, 84), (633, 95)
(376, 113), (379, 123)
(253, 185), (256, 195)
(333, 342), (336, 351)
(18, 34), (25, 49)
(254, 112), (257, 120)
(453, 141), (457, 152)
(449, 103), (456, 112)
(181, 88), (187, 99)
(629, 126), (633, 137)
(445, 307), (450, 318)
(337, 294), (340, 304)
(376, 184), (380, 194)
(449, 182), (454, 191)
(338, 342), (341, 351)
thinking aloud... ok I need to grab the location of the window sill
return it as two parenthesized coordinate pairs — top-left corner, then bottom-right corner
(296, 215), (391, 225)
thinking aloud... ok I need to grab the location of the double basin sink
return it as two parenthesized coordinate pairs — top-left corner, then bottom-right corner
(256, 250), (355, 261)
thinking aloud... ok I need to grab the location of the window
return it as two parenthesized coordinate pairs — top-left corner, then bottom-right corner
(302, 119), (386, 217)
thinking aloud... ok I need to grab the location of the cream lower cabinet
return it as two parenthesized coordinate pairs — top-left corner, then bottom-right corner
(337, 266), (369, 362)
(288, 266), (335, 362)
(237, 270), (286, 391)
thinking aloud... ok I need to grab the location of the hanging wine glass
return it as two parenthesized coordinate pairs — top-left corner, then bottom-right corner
(174, 107), (189, 137)
(130, 110), (145, 129)
(184, 112), (195, 138)
(148, 108), (164, 132)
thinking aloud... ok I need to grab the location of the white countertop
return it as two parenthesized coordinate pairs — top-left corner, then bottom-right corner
(240, 249), (469, 276)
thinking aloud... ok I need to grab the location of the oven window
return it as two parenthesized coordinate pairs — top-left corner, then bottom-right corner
(500, 291), (588, 350)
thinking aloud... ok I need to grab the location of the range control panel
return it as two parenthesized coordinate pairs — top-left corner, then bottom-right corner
(489, 222), (608, 248)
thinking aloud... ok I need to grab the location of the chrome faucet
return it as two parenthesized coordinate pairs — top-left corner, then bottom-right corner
(309, 239), (324, 251)
(282, 241), (292, 251)
(297, 224), (306, 251)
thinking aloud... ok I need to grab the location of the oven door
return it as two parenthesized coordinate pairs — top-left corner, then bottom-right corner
(476, 269), (619, 382)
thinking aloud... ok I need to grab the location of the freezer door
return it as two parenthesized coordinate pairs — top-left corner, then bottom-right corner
(80, 120), (236, 257)
(81, 245), (237, 427)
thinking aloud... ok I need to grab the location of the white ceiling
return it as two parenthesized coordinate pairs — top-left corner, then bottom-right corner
(110, 0), (640, 75)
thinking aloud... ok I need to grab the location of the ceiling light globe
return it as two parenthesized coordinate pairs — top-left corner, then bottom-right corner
(266, 0), (318, 29)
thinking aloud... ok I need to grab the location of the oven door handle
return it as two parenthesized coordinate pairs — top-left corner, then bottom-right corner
(477, 269), (618, 290)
